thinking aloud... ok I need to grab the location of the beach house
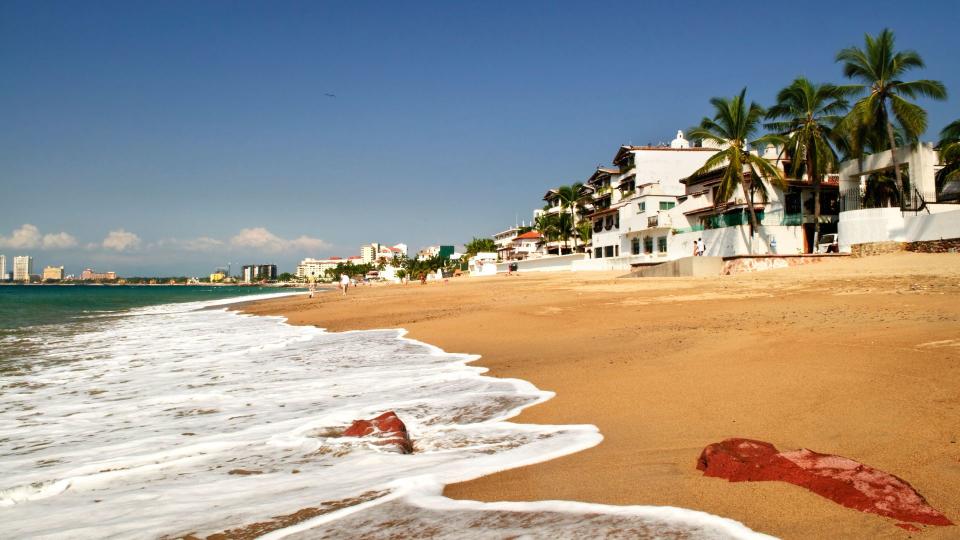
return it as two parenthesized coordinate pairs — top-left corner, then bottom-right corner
(511, 230), (544, 259)
(586, 131), (716, 260)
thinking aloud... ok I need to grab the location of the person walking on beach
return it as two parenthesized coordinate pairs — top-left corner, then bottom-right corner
(339, 273), (350, 296)
(308, 281), (316, 299)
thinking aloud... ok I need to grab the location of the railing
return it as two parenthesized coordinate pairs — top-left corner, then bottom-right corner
(840, 187), (865, 212)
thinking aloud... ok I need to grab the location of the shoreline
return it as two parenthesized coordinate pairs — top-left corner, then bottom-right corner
(240, 252), (960, 539)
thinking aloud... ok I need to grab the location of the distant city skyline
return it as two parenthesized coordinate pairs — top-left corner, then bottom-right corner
(2, 1), (958, 274)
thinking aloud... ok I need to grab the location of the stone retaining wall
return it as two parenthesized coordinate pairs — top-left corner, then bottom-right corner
(851, 238), (960, 256)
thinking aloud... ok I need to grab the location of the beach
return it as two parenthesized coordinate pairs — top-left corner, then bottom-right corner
(242, 252), (960, 539)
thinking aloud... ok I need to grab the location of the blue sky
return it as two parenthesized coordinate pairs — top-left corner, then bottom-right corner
(1, 1), (958, 275)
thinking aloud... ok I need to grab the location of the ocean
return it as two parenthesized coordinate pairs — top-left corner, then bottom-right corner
(0, 287), (769, 539)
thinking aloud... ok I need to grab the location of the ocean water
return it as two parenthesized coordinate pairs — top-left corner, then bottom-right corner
(0, 288), (771, 539)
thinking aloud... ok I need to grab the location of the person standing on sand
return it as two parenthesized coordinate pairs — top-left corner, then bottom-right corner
(340, 273), (349, 296)
(308, 281), (316, 299)
(697, 238), (706, 256)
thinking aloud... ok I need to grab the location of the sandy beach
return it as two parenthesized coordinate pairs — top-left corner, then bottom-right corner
(242, 253), (960, 539)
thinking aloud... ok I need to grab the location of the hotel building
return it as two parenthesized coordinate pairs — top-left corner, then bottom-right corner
(42, 266), (64, 281)
(13, 256), (33, 282)
(80, 268), (118, 281)
(295, 257), (348, 280)
(241, 264), (278, 283)
(0, 254), (6, 281)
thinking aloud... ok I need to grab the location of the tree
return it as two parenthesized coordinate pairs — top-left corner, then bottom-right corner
(277, 272), (294, 282)
(575, 219), (592, 248)
(557, 183), (584, 251)
(766, 77), (850, 245)
(534, 212), (559, 251)
(936, 119), (960, 197)
(464, 237), (496, 257)
(836, 28), (947, 207)
(688, 88), (785, 250)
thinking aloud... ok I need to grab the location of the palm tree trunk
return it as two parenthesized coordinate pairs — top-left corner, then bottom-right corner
(882, 102), (906, 208)
(808, 154), (821, 252)
(746, 179), (759, 255)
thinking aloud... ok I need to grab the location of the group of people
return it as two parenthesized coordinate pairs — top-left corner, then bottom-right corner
(693, 238), (707, 256)
(305, 273), (353, 299)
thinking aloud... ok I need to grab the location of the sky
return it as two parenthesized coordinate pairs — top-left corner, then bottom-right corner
(1, 0), (958, 276)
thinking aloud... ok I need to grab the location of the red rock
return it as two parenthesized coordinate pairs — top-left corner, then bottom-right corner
(697, 438), (953, 528)
(343, 411), (413, 454)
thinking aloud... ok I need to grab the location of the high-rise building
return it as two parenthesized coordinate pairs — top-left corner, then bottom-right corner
(360, 243), (380, 264)
(42, 266), (64, 281)
(0, 254), (6, 281)
(13, 256), (33, 282)
(241, 264), (278, 283)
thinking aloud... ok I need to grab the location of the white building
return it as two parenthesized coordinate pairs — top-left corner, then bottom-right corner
(468, 252), (498, 276)
(360, 243), (379, 264)
(511, 231), (544, 259)
(0, 255), (5, 281)
(13, 255), (33, 282)
(296, 257), (348, 280)
(587, 131), (716, 260)
(587, 136), (839, 264)
(492, 227), (521, 261)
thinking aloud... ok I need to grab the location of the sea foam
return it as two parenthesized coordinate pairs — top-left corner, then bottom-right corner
(0, 293), (771, 539)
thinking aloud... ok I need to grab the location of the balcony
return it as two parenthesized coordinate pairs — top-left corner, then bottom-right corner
(646, 213), (671, 228)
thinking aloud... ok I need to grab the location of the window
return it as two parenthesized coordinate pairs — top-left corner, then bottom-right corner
(614, 245), (619, 257)
(659, 201), (676, 211)
(604, 215), (614, 230)
(604, 245), (614, 258)
(643, 237), (653, 254)
(614, 213), (620, 229)
(631, 238), (640, 255)
(595, 247), (603, 258)
(657, 236), (668, 252)
(638, 201), (645, 213)
(594, 219), (603, 233)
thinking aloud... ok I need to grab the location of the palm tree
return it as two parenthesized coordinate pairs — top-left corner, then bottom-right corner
(464, 237), (496, 257)
(534, 212), (559, 253)
(936, 119), (960, 198)
(836, 28), (947, 207)
(765, 77), (850, 245)
(557, 183), (584, 251)
(688, 88), (785, 250)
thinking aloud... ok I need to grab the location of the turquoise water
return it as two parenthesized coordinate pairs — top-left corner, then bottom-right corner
(0, 285), (297, 330)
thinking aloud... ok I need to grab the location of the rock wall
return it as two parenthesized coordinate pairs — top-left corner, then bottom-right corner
(720, 255), (827, 275)
(851, 238), (960, 257)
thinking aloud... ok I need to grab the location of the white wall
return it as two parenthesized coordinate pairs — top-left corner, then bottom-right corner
(496, 253), (587, 273)
(672, 226), (804, 257)
(634, 149), (715, 195)
(838, 207), (960, 251)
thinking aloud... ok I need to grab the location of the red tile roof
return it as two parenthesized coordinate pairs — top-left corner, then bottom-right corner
(515, 231), (542, 240)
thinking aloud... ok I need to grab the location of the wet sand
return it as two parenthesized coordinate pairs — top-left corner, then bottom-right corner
(241, 253), (960, 539)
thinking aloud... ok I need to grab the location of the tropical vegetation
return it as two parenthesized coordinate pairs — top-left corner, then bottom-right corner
(688, 88), (785, 238)
(765, 77), (851, 242)
(836, 28), (947, 206)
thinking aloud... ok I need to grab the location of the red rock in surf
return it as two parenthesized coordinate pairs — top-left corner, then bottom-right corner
(343, 411), (413, 454)
(697, 438), (953, 528)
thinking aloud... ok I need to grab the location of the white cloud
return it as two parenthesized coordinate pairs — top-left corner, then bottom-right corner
(0, 224), (78, 250)
(230, 227), (330, 253)
(0, 224), (41, 249)
(102, 229), (142, 252)
(42, 232), (78, 249)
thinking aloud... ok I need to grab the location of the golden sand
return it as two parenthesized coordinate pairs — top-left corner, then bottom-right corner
(242, 252), (960, 539)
